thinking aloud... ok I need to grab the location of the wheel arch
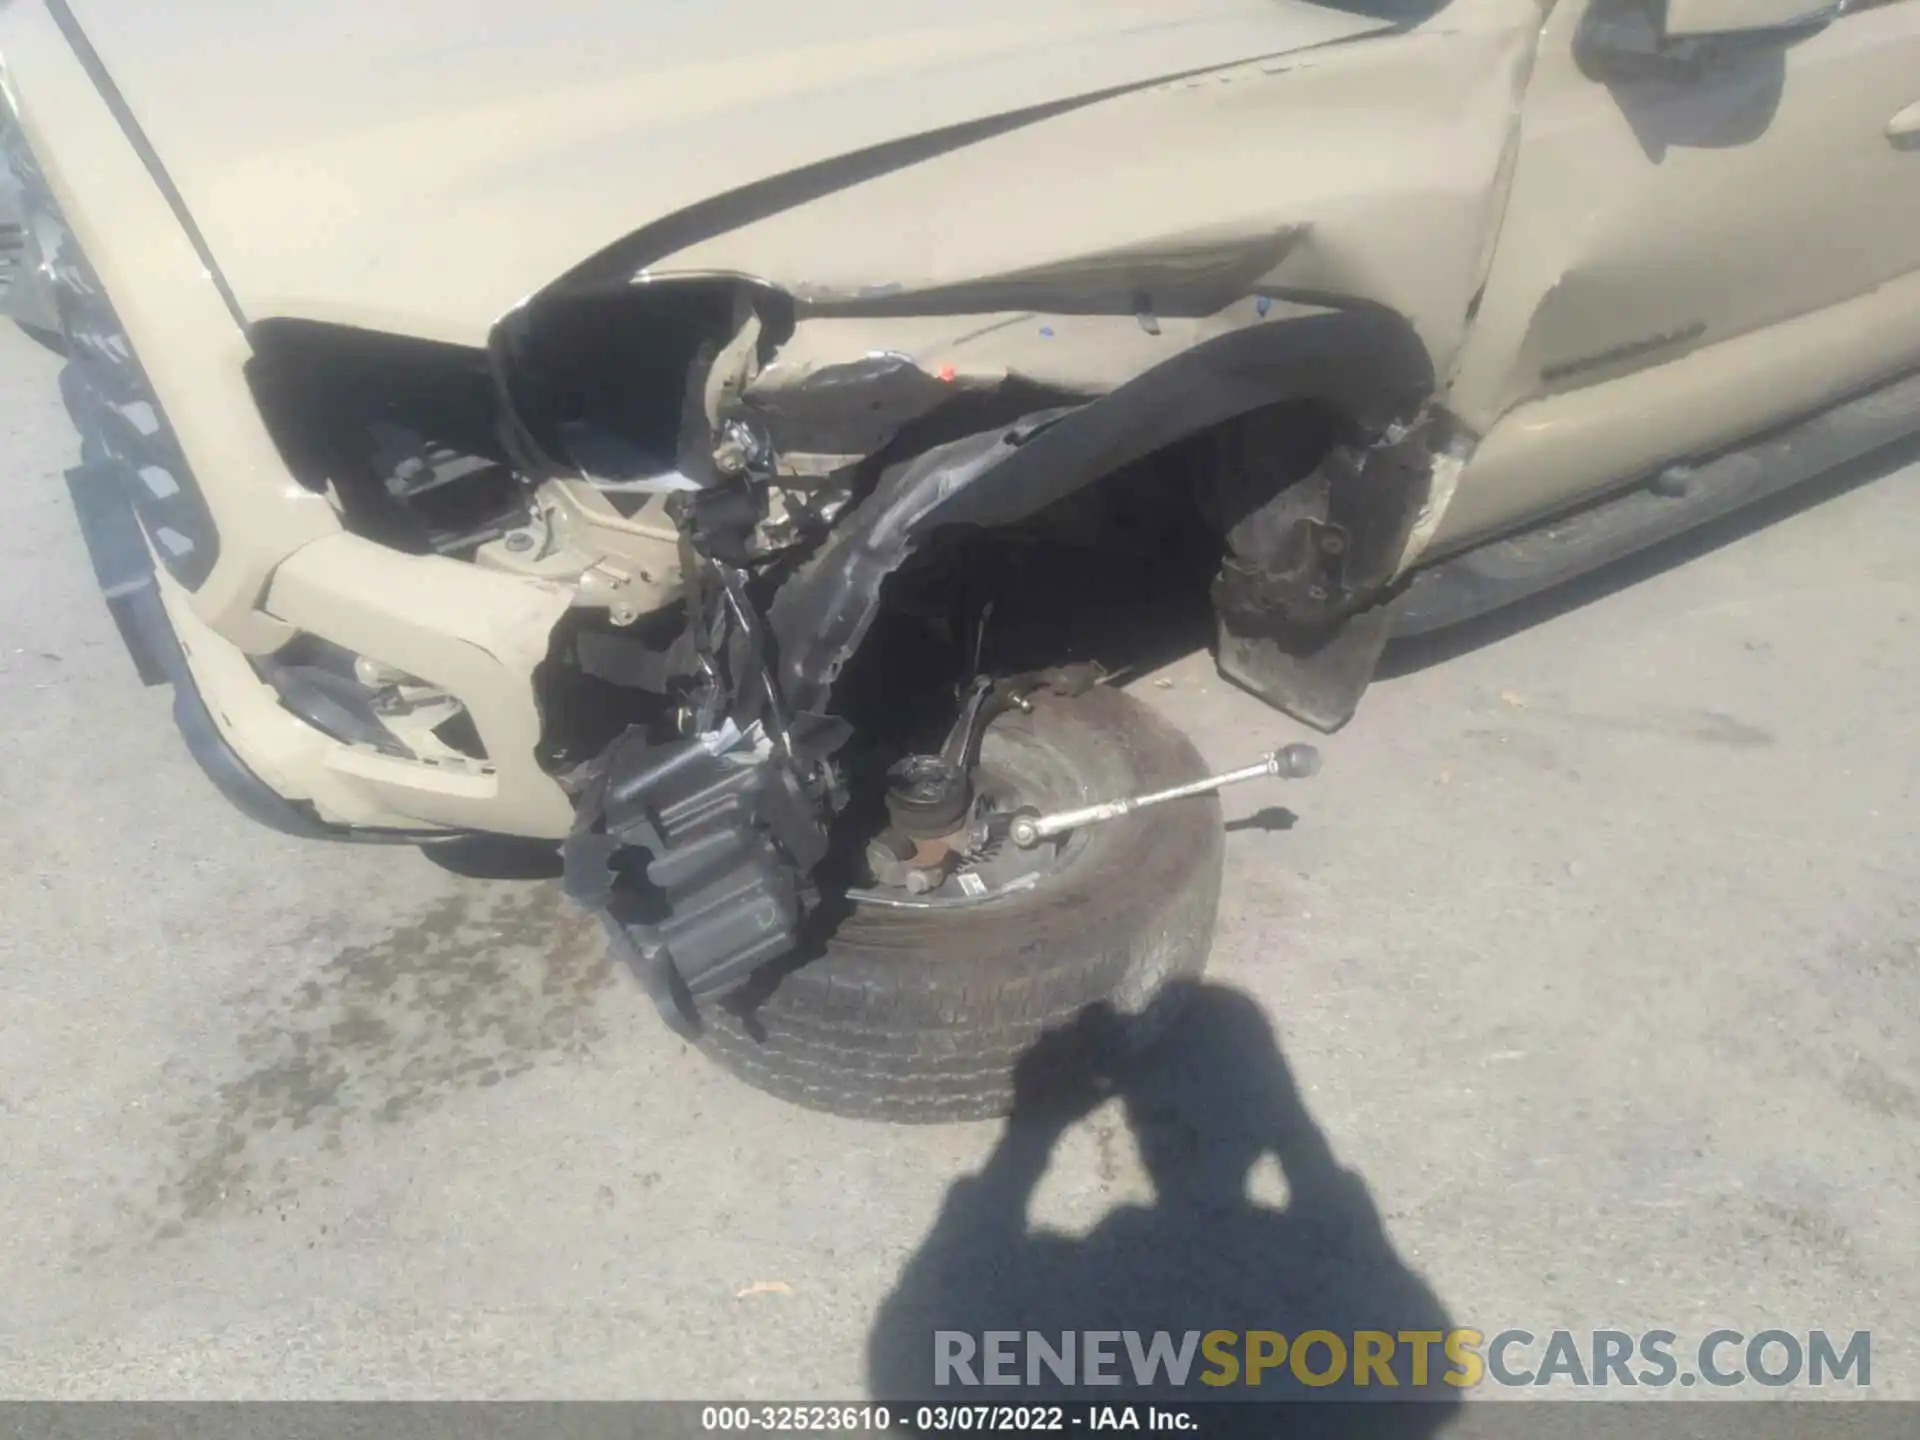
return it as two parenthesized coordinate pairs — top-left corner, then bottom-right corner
(767, 302), (1445, 726)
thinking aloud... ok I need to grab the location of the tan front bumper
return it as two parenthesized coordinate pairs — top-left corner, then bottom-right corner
(5, 0), (581, 841)
(163, 540), (577, 840)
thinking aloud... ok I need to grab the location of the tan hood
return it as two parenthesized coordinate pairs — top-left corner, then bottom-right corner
(64, 0), (1394, 347)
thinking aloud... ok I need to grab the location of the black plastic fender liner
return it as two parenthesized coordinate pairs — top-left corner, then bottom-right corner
(562, 308), (1432, 1013)
(766, 306), (1434, 717)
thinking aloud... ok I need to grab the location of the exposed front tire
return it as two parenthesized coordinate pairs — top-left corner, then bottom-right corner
(695, 684), (1226, 1123)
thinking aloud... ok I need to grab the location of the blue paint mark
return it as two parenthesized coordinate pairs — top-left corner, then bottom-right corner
(1039, 326), (1055, 338)
(1256, 296), (1273, 317)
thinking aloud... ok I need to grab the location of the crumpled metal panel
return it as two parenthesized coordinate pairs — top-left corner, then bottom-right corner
(60, 0), (1397, 344)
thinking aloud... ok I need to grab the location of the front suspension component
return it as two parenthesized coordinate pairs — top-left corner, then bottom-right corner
(1006, 743), (1320, 848)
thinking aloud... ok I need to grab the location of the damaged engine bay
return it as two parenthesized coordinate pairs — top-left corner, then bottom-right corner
(15, 0), (1920, 1117)
(245, 266), (1444, 1033)
(19, 0), (1561, 1061)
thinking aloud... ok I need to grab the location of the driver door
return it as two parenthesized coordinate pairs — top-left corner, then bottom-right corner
(1436, 0), (1920, 549)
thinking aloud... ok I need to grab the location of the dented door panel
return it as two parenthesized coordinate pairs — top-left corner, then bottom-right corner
(1438, 0), (1920, 550)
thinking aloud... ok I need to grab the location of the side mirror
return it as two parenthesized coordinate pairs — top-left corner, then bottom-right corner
(1663, 0), (1843, 39)
(1578, 0), (1839, 81)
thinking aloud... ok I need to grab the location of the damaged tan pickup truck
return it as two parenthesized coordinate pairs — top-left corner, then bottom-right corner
(5, 0), (1918, 1118)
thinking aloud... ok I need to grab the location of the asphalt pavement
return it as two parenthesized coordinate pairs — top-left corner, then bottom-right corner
(1, 319), (1916, 1401)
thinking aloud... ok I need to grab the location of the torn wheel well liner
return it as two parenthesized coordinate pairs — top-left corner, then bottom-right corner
(766, 305), (1434, 717)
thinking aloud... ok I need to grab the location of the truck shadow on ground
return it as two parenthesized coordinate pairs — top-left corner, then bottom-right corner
(868, 983), (1460, 1435)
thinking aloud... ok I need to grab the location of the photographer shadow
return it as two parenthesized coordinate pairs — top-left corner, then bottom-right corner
(868, 984), (1460, 1436)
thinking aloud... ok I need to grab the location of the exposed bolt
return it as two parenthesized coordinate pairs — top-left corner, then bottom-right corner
(503, 530), (536, 553)
(903, 869), (936, 896)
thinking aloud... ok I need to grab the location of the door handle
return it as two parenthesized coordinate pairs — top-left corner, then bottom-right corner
(1892, 101), (1920, 145)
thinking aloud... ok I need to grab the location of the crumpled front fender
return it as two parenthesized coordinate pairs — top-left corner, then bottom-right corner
(767, 305), (1433, 717)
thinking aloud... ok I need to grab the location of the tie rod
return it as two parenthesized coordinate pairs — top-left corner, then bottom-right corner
(1006, 744), (1321, 849)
